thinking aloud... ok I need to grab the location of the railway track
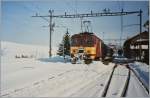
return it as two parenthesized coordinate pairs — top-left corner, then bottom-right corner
(69, 69), (113, 97)
(126, 65), (149, 97)
(120, 65), (131, 97)
(101, 63), (149, 97)
(101, 64), (130, 97)
(69, 63), (148, 97)
(101, 64), (117, 97)
(129, 66), (149, 94)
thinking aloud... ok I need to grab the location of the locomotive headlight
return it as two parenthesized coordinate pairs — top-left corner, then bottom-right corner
(87, 50), (91, 54)
(71, 49), (77, 53)
(73, 49), (76, 53)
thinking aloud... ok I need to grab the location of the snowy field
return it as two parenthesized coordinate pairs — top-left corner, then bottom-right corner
(0, 41), (149, 97)
(1, 41), (114, 97)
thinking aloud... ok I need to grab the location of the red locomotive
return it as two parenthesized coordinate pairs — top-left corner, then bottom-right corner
(70, 32), (108, 64)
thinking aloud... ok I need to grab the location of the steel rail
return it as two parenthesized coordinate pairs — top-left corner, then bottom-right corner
(101, 64), (117, 97)
(120, 66), (131, 97)
(129, 66), (149, 94)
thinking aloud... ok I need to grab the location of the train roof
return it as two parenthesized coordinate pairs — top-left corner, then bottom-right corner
(71, 32), (102, 41)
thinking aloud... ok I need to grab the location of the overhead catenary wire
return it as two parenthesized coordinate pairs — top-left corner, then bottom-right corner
(32, 10), (142, 57)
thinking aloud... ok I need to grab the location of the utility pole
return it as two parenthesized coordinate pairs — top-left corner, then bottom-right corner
(80, 17), (83, 33)
(139, 9), (142, 61)
(32, 10), (54, 58)
(120, 9), (123, 48)
(49, 10), (54, 57)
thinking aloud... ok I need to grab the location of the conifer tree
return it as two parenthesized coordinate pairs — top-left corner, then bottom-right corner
(57, 43), (64, 56)
(57, 29), (70, 56)
(63, 29), (70, 55)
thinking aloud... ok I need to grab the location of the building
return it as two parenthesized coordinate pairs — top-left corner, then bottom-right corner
(123, 31), (149, 64)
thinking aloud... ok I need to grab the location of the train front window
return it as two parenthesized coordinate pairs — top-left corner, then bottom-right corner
(80, 39), (82, 45)
(71, 38), (77, 46)
(78, 50), (84, 53)
(71, 36), (94, 47)
(86, 36), (94, 46)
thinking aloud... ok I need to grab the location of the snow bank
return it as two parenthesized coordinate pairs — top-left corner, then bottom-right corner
(129, 62), (149, 89)
(126, 72), (149, 97)
(38, 55), (71, 63)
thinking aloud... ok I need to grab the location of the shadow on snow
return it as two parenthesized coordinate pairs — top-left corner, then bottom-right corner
(38, 56), (71, 63)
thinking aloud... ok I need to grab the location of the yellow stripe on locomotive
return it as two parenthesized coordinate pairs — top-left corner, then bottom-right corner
(71, 46), (96, 59)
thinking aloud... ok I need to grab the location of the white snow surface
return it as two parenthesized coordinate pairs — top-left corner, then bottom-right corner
(1, 41), (58, 58)
(129, 62), (149, 89)
(1, 41), (114, 97)
(126, 72), (149, 97)
(1, 41), (149, 97)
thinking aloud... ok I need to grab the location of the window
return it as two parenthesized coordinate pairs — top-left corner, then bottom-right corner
(78, 50), (84, 53)
(86, 36), (94, 46)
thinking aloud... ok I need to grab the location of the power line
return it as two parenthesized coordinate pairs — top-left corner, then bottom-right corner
(32, 11), (141, 18)
(32, 10), (142, 57)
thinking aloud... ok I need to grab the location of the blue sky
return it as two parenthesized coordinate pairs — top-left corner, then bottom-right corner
(1, 0), (149, 47)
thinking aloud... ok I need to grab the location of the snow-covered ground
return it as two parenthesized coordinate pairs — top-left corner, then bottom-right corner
(1, 41), (58, 58)
(1, 41), (114, 97)
(0, 41), (149, 97)
(129, 62), (149, 90)
(126, 71), (149, 97)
